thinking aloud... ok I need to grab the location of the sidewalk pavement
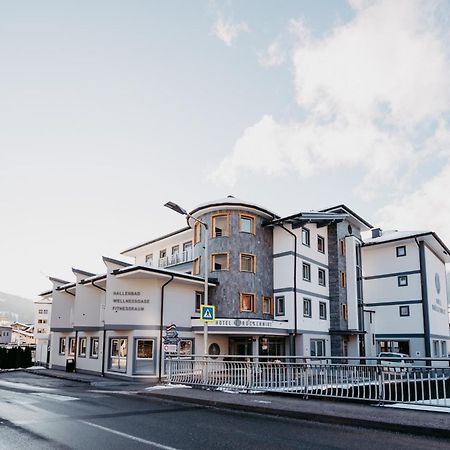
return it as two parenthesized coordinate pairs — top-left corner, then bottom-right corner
(21, 368), (450, 438)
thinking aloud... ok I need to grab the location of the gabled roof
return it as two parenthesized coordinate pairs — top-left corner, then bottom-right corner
(320, 204), (373, 229)
(102, 256), (132, 267)
(79, 273), (107, 285)
(266, 211), (348, 229)
(121, 227), (191, 255)
(38, 289), (53, 297)
(48, 277), (70, 285)
(72, 268), (96, 277)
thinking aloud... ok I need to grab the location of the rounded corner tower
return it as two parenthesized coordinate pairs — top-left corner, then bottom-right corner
(189, 196), (276, 320)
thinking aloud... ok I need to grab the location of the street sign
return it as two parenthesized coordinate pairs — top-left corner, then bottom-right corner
(163, 323), (181, 344)
(200, 304), (215, 322)
(163, 344), (178, 353)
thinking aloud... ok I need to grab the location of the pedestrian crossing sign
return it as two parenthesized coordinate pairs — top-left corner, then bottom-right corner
(200, 304), (215, 322)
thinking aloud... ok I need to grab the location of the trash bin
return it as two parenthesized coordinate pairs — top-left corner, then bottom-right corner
(66, 359), (75, 373)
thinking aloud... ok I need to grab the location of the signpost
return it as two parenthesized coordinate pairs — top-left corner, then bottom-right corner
(200, 304), (215, 322)
(163, 323), (180, 353)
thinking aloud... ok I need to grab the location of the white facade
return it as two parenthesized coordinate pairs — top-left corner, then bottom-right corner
(34, 295), (52, 365)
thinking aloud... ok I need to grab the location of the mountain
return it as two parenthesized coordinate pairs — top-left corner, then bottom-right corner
(0, 291), (34, 324)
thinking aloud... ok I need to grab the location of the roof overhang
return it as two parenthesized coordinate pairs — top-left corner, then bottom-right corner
(320, 204), (373, 230)
(266, 211), (348, 229)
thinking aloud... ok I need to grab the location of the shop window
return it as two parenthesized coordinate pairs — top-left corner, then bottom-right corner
(195, 291), (203, 312)
(193, 257), (201, 275)
(211, 213), (229, 238)
(90, 337), (99, 358)
(136, 339), (153, 360)
(240, 253), (255, 272)
(302, 228), (310, 246)
(59, 337), (66, 355)
(311, 339), (325, 357)
(211, 253), (229, 271)
(317, 235), (325, 253)
(399, 305), (410, 317)
(240, 293), (255, 312)
(303, 298), (312, 318)
(240, 214), (255, 234)
(398, 275), (408, 287)
(275, 296), (285, 316)
(302, 263), (311, 281)
(319, 302), (327, 320)
(69, 337), (76, 356)
(318, 268), (326, 286)
(193, 222), (202, 244)
(262, 296), (273, 315)
(396, 245), (406, 257)
(109, 338), (128, 372)
(179, 339), (193, 355)
(78, 337), (87, 357)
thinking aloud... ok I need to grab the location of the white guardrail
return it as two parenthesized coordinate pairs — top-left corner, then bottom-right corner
(167, 355), (450, 408)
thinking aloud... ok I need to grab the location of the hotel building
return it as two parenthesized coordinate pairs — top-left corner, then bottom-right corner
(37, 197), (450, 379)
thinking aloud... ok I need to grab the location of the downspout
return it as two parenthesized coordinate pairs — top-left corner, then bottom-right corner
(92, 281), (107, 377)
(415, 238), (431, 364)
(279, 224), (297, 356)
(64, 287), (77, 371)
(158, 275), (175, 382)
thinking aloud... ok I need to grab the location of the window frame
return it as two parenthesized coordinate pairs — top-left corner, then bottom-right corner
(319, 301), (327, 320)
(59, 337), (66, 355)
(239, 213), (256, 234)
(275, 296), (285, 316)
(399, 305), (410, 317)
(90, 337), (99, 358)
(317, 235), (325, 253)
(145, 253), (153, 265)
(341, 304), (348, 321)
(301, 228), (310, 247)
(396, 245), (407, 257)
(339, 239), (345, 256)
(303, 298), (312, 318)
(262, 296), (273, 315)
(68, 337), (76, 356)
(211, 213), (229, 238)
(302, 262), (311, 282)
(398, 275), (408, 287)
(340, 271), (346, 288)
(195, 291), (203, 312)
(311, 339), (326, 357)
(239, 252), (256, 273)
(240, 292), (256, 312)
(193, 256), (201, 275)
(193, 221), (202, 245)
(210, 252), (229, 272)
(159, 249), (167, 259)
(171, 245), (179, 255)
(78, 337), (87, 357)
(136, 339), (154, 360)
(318, 268), (326, 286)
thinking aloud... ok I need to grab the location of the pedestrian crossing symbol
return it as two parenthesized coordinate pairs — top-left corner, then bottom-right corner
(200, 304), (215, 322)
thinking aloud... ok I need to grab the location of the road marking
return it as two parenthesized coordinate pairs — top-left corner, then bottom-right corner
(31, 393), (79, 402)
(0, 380), (55, 392)
(80, 421), (180, 449)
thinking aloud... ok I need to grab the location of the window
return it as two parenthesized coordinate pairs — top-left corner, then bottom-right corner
(136, 339), (154, 359)
(183, 241), (192, 253)
(396, 245), (406, 257)
(240, 214), (255, 234)
(193, 222), (202, 244)
(211, 253), (229, 271)
(302, 228), (310, 246)
(303, 298), (312, 318)
(311, 339), (325, 357)
(442, 341), (447, 358)
(171, 245), (179, 255)
(319, 302), (327, 320)
(318, 268), (326, 286)
(302, 263), (311, 281)
(240, 253), (255, 272)
(79, 337), (87, 357)
(240, 293), (255, 312)
(275, 296), (285, 316)
(159, 249), (167, 259)
(69, 337), (76, 356)
(398, 275), (408, 287)
(90, 337), (99, 358)
(433, 340), (440, 357)
(399, 305), (410, 317)
(145, 254), (153, 265)
(179, 339), (193, 355)
(341, 304), (347, 321)
(193, 256), (201, 275)
(109, 338), (128, 372)
(59, 337), (66, 355)
(317, 235), (325, 253)
(262, 296), (273, 315)
(211, 213), (229, 238)
(339, 239), (345, 256)
(340, 271), (346, 288)
(195, 291), (203, 312)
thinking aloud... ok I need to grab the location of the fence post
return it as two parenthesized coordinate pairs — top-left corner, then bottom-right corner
(376, 365), (385, 405)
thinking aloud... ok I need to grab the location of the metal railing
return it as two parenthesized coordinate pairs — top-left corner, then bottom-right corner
(167, 355), (450, 408)
(158, 250), (193, 268)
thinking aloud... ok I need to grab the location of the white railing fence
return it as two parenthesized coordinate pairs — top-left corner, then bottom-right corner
(167, 355), (450, 407)
(158, 249), (193, 268)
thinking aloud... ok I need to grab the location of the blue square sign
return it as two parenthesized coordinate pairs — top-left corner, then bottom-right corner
(200, 304), (215, 322)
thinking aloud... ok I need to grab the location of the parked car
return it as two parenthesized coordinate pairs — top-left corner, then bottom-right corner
(377, 352), (413, 372)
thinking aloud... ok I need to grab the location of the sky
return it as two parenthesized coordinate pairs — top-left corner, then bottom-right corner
(1, 0), (450, 299)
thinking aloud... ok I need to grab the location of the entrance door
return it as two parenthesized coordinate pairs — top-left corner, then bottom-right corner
(229, 337), (252, 356)
(109, 338), (128, 372)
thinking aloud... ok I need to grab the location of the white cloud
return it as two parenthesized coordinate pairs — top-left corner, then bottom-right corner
(258, 41), (285, 67)
(211, 17), (249, 46)
(212, 0), (450, 209)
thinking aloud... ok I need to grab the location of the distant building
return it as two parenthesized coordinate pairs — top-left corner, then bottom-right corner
(34, 295), (52, 365)
(0, 325), (11, 345)
(10, 322), (35, 346)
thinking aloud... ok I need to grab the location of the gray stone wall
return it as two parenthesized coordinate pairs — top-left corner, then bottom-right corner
(194, 209), (273, 319)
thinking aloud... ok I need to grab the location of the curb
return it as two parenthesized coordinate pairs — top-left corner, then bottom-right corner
(141, 391), (450, 439)
(22, 369), (93, 384)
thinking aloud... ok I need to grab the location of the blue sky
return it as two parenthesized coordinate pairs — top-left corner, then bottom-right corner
(1, 0), (450, 298)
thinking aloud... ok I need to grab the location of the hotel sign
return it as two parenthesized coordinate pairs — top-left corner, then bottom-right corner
(112, 291), (151, 312)
(192, 318), (287, 330)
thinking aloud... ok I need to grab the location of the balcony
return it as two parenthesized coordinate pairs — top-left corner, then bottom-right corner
(158, 249), (193, 268)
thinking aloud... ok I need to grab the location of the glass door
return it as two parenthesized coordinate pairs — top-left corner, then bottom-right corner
(109, 338), (128, 372)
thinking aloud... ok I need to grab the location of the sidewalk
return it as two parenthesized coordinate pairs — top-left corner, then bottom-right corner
(141, 386), (450, 438)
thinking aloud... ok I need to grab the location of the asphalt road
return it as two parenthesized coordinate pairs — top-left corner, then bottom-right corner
(0, 372), (448, 450)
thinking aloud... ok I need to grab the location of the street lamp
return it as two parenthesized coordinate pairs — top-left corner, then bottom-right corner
(164, 201), (209, 356)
